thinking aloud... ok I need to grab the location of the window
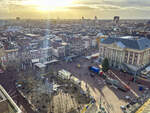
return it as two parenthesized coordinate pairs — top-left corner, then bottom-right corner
(134, 57), (137, 65)
(135, 53), (138, 57)
(129, 59), (132, 64)
(130, 52), (133, 57)
(124, 57), (128, 63)
(125, 51), (128, 57)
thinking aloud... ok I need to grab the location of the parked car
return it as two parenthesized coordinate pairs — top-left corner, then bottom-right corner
(118, 85), (128, 92)
(90, 73), (95, 77)
(120, 105), (126, 111)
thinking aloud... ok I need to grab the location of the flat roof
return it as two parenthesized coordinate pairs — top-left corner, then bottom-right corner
(30, 50), (38, 52)
(43, 59), (59, 65)
(25, 34), (40, 37)
(120, 36), (134, 39)
(34, 63), (46, 68)
(91, 53), (99, 57)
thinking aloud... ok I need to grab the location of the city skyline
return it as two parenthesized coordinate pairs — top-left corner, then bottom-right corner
(1, 1), (150, 113)
(0, 0), (150, 19)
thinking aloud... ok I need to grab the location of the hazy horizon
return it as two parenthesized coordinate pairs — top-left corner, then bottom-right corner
(0, 0), (150, 19)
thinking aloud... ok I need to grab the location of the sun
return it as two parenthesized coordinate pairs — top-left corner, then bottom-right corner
(23, 0), (75, 11)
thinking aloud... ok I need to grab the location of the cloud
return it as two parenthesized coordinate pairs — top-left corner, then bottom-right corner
(74, 1), (101, 5)
(67, 6), (97, 10)
(0, 0), (150, 19)
(74, 0), (150, 11)
(103, 0), (150, 8)
(98, 5), (121, 10)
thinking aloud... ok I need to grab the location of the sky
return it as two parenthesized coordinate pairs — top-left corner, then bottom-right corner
(0, 0), (150, 19)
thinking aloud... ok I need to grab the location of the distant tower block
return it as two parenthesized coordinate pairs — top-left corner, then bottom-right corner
(81, 16), (85, 25)
(16, 17), (20, 21)
(113, 16), (120, 24)
(95, 16), (97, 21)
(82, 16), (84, 20)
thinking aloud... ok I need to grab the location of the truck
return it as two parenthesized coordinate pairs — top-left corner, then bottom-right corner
(88, 66), (103, 76)
(57, 69), (71, 80)
(88, 66), (100, 74)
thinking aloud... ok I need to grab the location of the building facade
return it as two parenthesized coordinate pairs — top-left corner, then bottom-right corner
(99, 36), (150, 70)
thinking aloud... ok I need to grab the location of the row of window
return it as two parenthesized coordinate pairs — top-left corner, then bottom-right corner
(100, 46), (150, 66)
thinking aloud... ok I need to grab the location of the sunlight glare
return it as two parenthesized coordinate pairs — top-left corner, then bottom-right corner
(23, 0), (75, 11)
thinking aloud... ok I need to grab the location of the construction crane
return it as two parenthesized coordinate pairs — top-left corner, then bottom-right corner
(109, 70), (139, 97)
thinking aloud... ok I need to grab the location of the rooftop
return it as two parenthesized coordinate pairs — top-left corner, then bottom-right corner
(25, 34), (40, 37)
(120, 36), (134, 39)
(101, 36), (150, 50)
(34, 63), (46, 68)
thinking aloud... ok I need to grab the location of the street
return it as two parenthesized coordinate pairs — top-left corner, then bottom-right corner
(0, 56), (149, 113)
